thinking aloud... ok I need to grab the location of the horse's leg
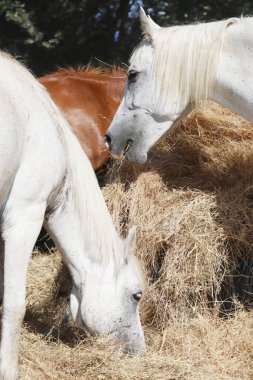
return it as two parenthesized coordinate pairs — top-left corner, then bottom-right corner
(0, 201), (46, 380)
(0, 234), (4, 303)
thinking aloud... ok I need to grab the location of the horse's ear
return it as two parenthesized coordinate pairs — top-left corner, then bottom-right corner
(125, 226), (137, 259)
(140, 7), (160, 40)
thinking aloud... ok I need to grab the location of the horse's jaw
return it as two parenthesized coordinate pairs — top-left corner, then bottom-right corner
(106, 101), (175, 164)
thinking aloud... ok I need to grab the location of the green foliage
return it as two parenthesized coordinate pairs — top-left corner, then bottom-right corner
(0, 0), (253, 75)
(144, 0), (253, 25)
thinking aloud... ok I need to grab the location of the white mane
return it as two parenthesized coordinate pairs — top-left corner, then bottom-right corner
(131, 18), (238, 114)
(57, 114), (122, 268)
(0, 52), (122, 268)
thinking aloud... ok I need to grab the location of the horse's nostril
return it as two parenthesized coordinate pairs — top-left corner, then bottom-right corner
(104, 134), (112, 150)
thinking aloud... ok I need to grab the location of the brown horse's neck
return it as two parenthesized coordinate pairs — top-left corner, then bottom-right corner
(39, 66), (126, 171)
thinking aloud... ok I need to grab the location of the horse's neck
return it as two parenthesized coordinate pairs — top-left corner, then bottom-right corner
(103, 77), (125, 103)
(45, 181), (120, 286)
(45, 199), (88, 285)
(212, 18), (253, 122)
(45, 121), (120, 285)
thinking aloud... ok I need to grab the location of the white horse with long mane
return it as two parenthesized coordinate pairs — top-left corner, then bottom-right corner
(105, 8), (253, 163)
(0, 52), (145, 379)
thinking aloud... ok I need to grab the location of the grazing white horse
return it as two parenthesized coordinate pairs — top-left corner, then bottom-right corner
(0, 52), (145, 379)
(105, 8), (253, 163)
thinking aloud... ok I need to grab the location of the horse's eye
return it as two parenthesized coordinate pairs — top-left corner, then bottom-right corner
(133, 291), (142, 302)
(128, 71), (138, 83)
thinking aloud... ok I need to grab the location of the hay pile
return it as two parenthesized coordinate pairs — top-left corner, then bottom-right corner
(19, 312), (253, 379)
(104, 101), (253, 324)
(21, 101), (253, 379)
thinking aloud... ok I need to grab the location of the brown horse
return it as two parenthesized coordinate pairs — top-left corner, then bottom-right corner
(39, 66), (126, 170)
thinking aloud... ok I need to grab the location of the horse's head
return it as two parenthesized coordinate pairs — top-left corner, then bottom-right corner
(69, 226), (146, 354)
(105, 7), (177, 164)
(106, 7), (226, 163)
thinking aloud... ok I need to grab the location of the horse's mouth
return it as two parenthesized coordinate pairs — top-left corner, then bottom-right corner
(122, 139), (133, 157)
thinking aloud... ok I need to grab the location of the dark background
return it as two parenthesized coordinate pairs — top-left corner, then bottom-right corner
(0, 0), (252, 76)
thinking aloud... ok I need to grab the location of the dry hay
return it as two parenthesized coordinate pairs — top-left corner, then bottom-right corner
(104, 101), (253, 324)
(19, 312), (253, 380)
(20, 101), (253, 379)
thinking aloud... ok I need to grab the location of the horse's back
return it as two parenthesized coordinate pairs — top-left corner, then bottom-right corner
(0, 54), (67, 212)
